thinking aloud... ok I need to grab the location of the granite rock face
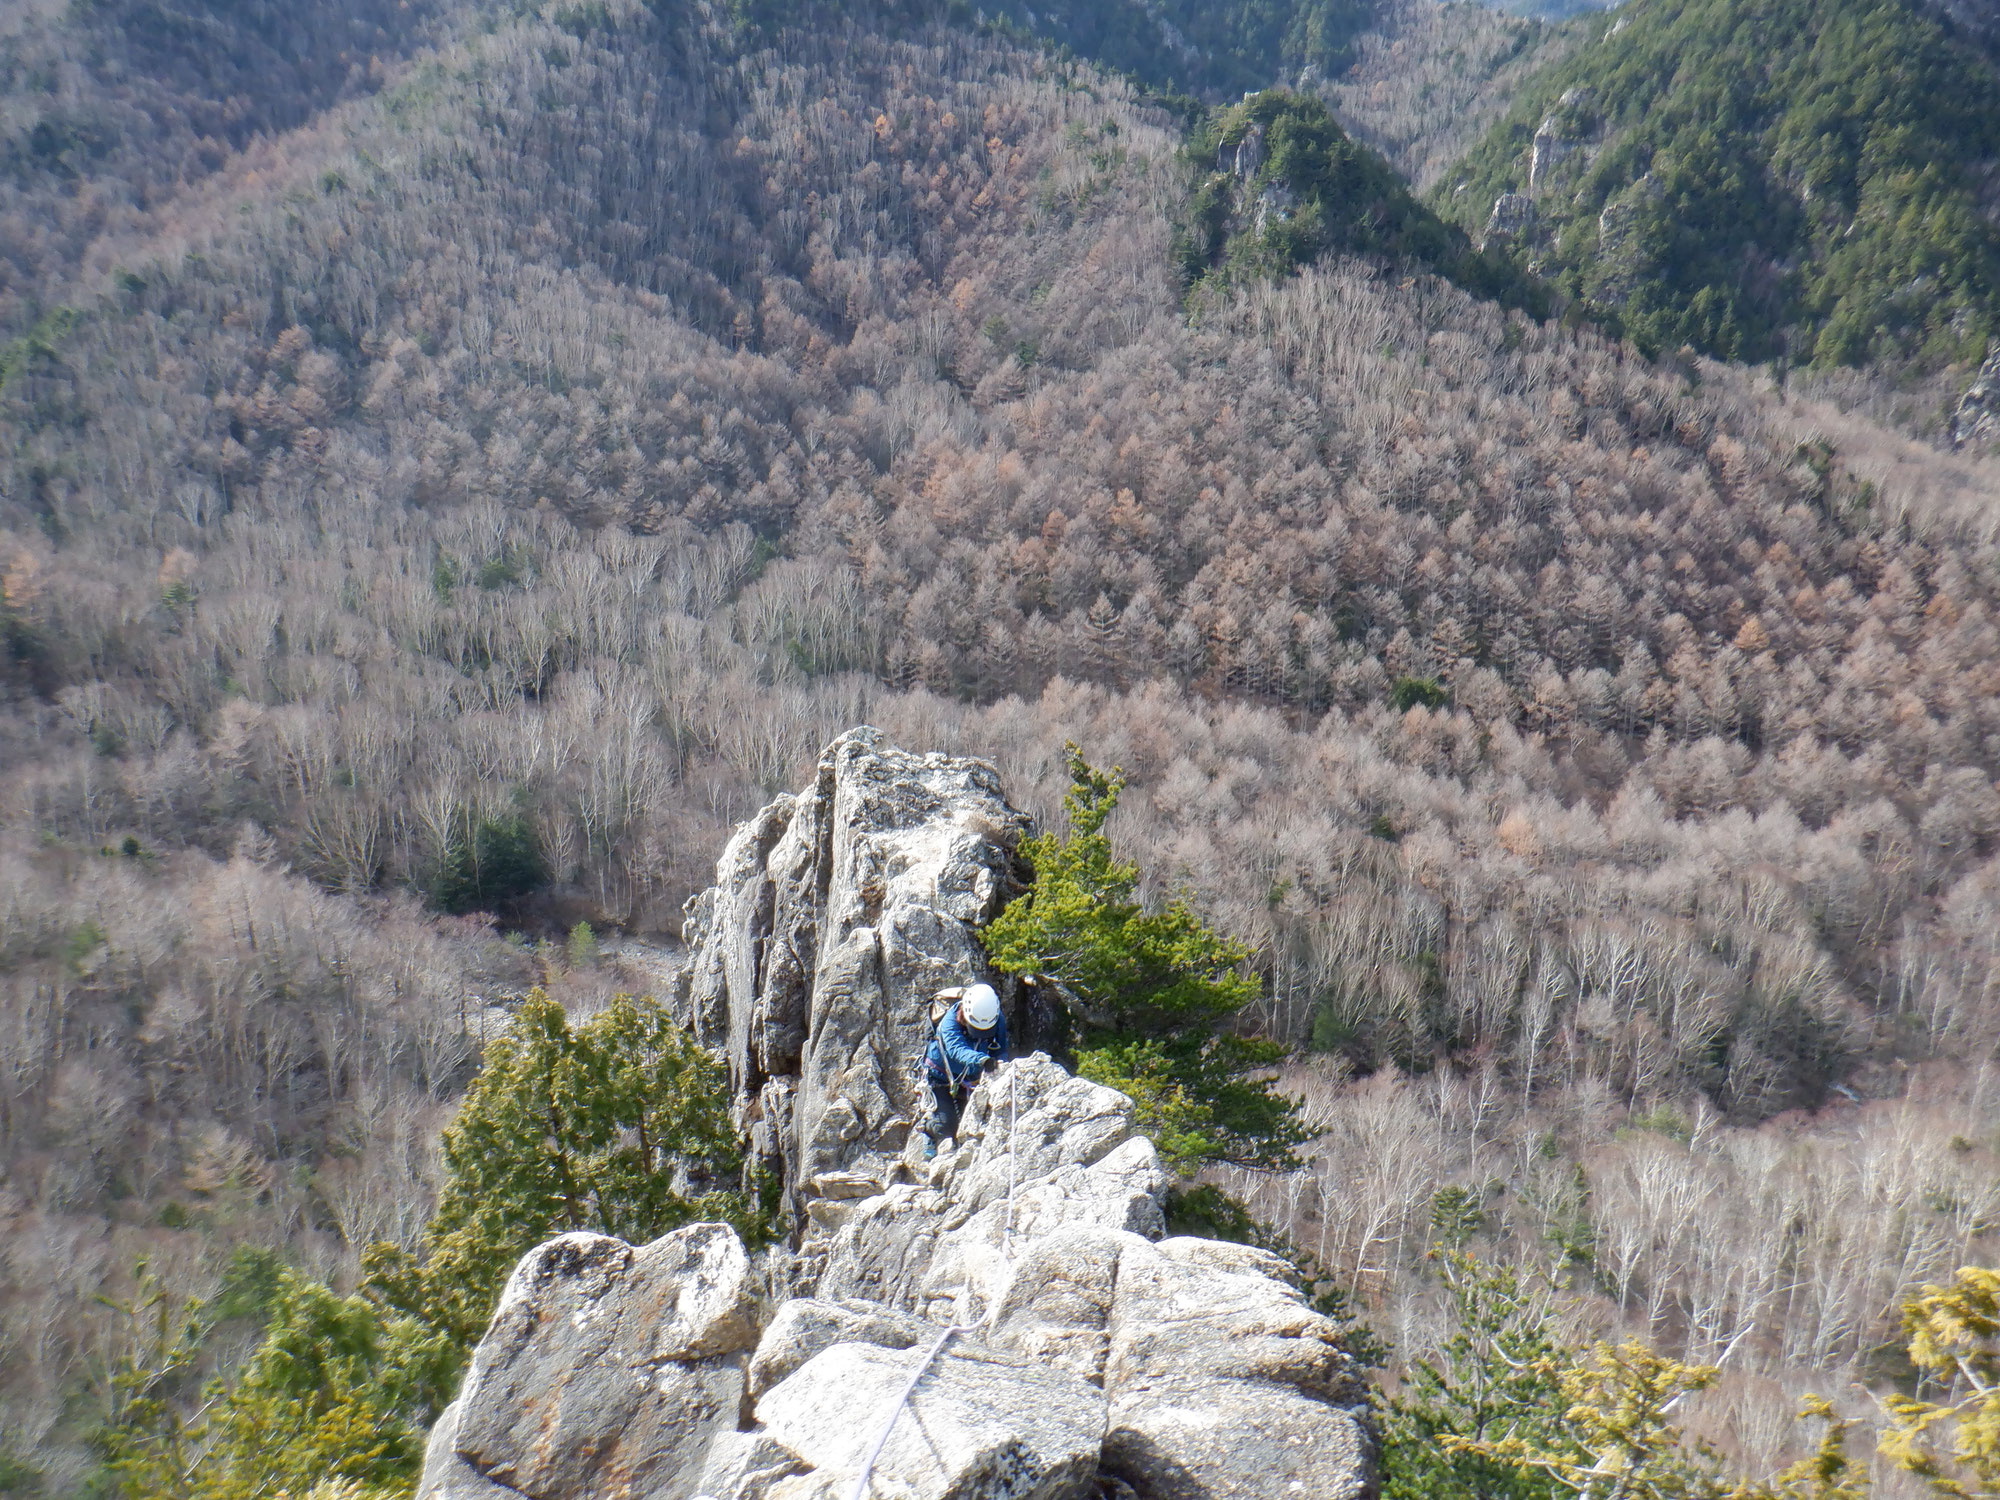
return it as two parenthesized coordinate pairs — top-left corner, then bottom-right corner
(743, 1295), (933, 1400)
(418, 731), (1375, 1500)
(419, 1066), (1373, 1500)
(442, 1225), (760, 1500)
(1528, 85), (1598, 192)
(1481, 191), (1536, 249)
(414, 1400), (512, 1500)
(808, 1055), (1167, 1323)
(1100, 1236), (1373, 1500)
(754, 1340), (1105, 1500)
(680, 727), (1033, 1212)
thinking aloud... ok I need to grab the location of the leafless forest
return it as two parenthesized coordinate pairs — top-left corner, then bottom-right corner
(1325, 0), (1573, 188)
(1, 0), (1997, 1488)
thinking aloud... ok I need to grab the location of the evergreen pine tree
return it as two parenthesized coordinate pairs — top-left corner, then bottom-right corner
(367, 991), (773, 1349)
(983, 744), (1307, 1171)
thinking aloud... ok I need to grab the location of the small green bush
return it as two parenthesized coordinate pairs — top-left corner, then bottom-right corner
(984, 745), (1307, 1172)
(430, 813), (547, 915)
(1390, 676), (1448, 711)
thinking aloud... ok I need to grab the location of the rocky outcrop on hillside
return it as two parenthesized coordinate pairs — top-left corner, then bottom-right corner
(1591, 171), (1665, 309)
(419, 1054), (1373, 1500)
(678, 726), (1036, 1216)
(1481, 192), (1536, 250)
(1953, 344), (2000, 448)
(1527, 86), (1599, 192)
(417, 731), (1375, 1500)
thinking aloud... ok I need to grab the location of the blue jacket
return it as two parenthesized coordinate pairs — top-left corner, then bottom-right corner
(926, 1004), (1008, 1086)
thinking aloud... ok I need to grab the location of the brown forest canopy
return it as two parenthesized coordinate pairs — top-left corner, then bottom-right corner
(1, 0), (1999, 1490)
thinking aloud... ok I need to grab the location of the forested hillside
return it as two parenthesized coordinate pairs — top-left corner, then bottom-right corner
(1175, 87), (1540, 305)
(1327, 0), (1574, 189)
(974, 0), (1398, 95)
(1437, 0), (2000, 370)
(2, 0), (2000, 1494)
(0, 0), (453, 340)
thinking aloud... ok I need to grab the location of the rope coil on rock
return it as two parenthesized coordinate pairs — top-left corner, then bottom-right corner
(843, 1061), (1021, 1500)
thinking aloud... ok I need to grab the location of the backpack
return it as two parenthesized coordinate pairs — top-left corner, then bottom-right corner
(929, 986), (967, 1032)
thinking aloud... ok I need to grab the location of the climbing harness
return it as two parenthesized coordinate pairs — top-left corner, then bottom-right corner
(843, 1062), (1022, 1500)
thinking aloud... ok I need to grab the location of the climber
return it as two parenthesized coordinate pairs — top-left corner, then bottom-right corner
(922, 981), (1008, 1159)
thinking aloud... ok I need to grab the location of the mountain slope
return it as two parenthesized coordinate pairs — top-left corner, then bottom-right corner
(1436, 0), (2000, 369)
(7, 0), (2000, 1491)
(0, 0), (452, 335)
(979, 0), (1379, 96)
(1325, 0), (1578, 190)
(1176, 87), (1542, 308)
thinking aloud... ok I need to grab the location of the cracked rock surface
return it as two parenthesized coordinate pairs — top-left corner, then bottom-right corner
(755, 1340), (1104, 1500)
(433, 1225), (760, 1500)
(419, 731), (1375, 1500)
(422, 1052), (1374, 1500)
(680, 726), (1033, 1214)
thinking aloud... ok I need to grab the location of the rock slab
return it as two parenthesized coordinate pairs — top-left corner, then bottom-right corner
(753, 1341), (1105, 1500)
(810, 1056), (1166, 1323)
(1100, 1236), (1373, 1500)
(446, 1225), (760, 1500)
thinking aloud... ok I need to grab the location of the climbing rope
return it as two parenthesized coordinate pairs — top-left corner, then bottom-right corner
(843, 1062), (1022, 1500)
(999, 1053), (1019, 1257)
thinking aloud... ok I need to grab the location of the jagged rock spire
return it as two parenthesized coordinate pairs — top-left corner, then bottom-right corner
(679, 727), (1034, 1217)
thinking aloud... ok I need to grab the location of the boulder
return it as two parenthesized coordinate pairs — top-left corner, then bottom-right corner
(746, 1296), (934, 1399)
(752, 1340), (1106, 1500)
(680, 727), (1033, 1213)
(1099, 1236), (1372, 1500)
(1110, 1236), (1365, 1400)
(1102, 1380), (1373, 1500)
(446, 1225), (761, 1500)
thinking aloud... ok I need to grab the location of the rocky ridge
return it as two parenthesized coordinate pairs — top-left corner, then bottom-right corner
(416, 730), (1375, 1500)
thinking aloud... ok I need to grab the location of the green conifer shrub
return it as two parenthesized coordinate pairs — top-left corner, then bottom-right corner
(100, 995), (774, 1499)
(983, 744), (1307, 1171)
(428, 812), (547, 915)
(366, 991), (774, 1349)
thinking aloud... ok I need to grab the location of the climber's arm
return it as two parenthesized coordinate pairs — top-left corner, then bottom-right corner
(937, 1011), (993, 1080)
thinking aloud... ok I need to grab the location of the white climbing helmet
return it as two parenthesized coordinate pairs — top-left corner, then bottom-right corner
(960, 983), (1001, 1030)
